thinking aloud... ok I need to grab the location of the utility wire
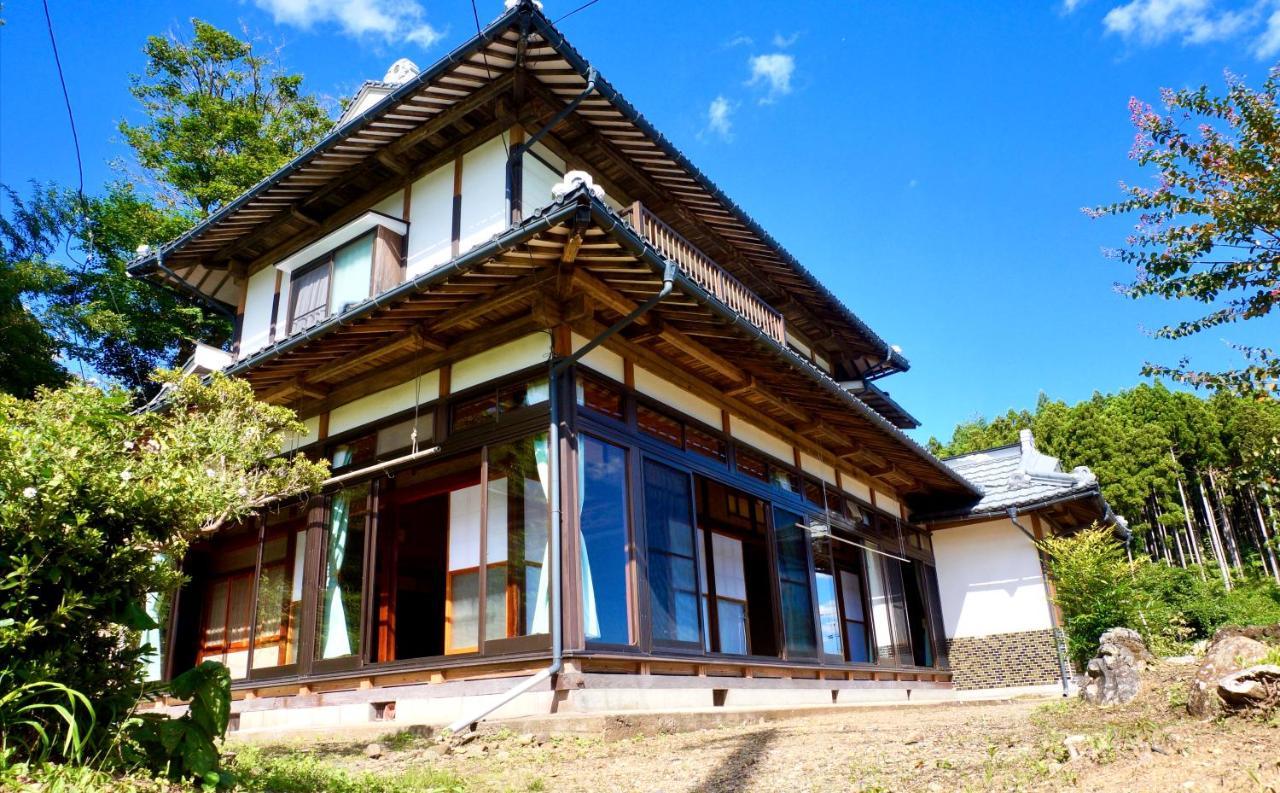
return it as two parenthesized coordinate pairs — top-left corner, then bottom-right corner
(42, 0), (84, 203)
(554, 0), (605, 24)
(470, 0), (510, 159)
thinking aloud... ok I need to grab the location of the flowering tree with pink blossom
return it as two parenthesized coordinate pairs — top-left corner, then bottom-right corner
(1091, 69), (1280, 394)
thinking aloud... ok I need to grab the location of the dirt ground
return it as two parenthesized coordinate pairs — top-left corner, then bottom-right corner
(255, 663), (1280, 792)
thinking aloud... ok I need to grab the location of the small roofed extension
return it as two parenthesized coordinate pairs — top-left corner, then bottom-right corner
(919, 430), (1127, 694)
(123, 0), (1092, 732)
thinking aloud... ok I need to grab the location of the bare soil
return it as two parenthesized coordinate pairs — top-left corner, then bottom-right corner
(263, 663), (1280, 792)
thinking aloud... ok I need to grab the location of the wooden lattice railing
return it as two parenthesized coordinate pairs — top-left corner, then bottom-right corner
(628, 201), (786, 344)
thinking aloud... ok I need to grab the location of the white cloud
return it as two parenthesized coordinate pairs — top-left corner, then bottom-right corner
(724, 34), (754, 48)
(704, 96), (734, 141)
(254, 0), (444, 48)
(1253, 6), (1280, 54)
(1101, 0), (1253, 46)
(747, 53), (795, 104)
(772, 31), (800, 47)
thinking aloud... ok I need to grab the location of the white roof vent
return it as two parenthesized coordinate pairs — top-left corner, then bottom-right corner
(552, 170), (606, 201)
(382, 58), (419, 86)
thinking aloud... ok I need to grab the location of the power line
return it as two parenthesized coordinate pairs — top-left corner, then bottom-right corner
(41, 0), (84, 203)
(554, 0), (605, 24)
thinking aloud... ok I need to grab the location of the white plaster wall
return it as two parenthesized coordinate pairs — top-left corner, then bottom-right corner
(931, 518), (1052, 639)
(406, 163), (453, 278)
(634, 367), (721, 428)
(239, 267), (277, 357)
(328, 371), (440, 437)
(873, 489), (903, 520)
(728, 415), (792, 463)
(522, 144), (563, 217)
(451, 333), (551, 393)
(282, 415), (321, 452)
(570, 332), (624, 381)
(841, 474), (872, 503)
(459, 136), (507, 254)
(799, 452), (836, 485)
(372, 190), (404, 220)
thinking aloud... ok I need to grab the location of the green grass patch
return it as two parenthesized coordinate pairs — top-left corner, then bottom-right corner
(231, 746), (465, 793)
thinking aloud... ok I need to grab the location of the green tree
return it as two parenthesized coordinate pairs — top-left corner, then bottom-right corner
(0, 373), (327, 758)
(121, 18), (331, 217)
(1, 19), (331, 394)
(1090, 70), (1280, 394)
(0, 186), (71, 397)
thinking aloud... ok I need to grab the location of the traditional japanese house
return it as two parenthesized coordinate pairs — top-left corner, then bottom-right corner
(130, 0), (1030, 732)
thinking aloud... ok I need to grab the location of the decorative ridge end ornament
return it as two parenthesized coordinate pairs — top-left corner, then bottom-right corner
(552, 170), (606, 201)
(505, 0), (544, 9)
(382, 58), (420, 85)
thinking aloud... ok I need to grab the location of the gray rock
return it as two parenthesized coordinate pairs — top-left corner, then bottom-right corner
(1187, 635), (1269, 718)
(364, 742), (383, 759)
(1216, 664), (1280, 714)
(1098, 627), (1155, 668)
(1082, 640), (1141, 706)
(1062, 734), (1087, 761)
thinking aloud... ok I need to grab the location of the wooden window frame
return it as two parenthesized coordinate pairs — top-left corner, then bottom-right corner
(286, 230), (378, 335)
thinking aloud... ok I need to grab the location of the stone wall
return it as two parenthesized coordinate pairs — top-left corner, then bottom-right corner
(947, 629), (1063, 690)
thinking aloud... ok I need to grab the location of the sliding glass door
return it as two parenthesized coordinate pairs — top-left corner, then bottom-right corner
(643, 459), (702, 649)
(772, 509), (817, 659)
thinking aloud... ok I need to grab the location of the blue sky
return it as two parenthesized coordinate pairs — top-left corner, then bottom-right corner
(3, 0), (1277, 444)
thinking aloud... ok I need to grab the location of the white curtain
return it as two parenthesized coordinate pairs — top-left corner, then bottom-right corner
(142, 589), (163, 681)
(290, 265), (329, 332)
(578, 442), (600, 639)
(531, 435), (553, 634)
(321, 491), (352, 659)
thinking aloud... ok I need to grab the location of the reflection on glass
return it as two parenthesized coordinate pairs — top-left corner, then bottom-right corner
(882, 557), (915, 666)
(483, 434), (551, 643)
(644, 460), (701, 646)
(840, 568), (872, 663)
(316, 484), (368, 660)
(864, 545), (895, 662)
(773, 509), (817, 657)
(810, 531), (842, 657)
(579, 436), (630, 645)
(251, 531), (304, 671)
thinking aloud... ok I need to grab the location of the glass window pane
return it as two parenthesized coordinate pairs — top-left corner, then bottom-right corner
(717, 600), (748, 655)
(644, 460), (700, 646)
(773, 509), (817, 657)
(577, 376), (624, 420)
(316, 484), (368, 660)
(449, 571), (479, 652)
(815, 572), (842, 657)
(580, 436), (630, 645)
(330, 234), (373, 314)
(485, 565), (508, 642)
(290, 264), (330, 334)
(882, 557), (915, 666)
(840, 569), (872, 663)
(484, 434), (550, 641)
(686, 425), (726, 463)
(638, 405), (682, 448)
(864, 548), (895, 663)
(735, 449), (769, 483)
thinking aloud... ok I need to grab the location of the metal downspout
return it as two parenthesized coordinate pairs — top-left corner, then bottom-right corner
(446, 261), (676, 735)
(1008, 507), (1072, 697)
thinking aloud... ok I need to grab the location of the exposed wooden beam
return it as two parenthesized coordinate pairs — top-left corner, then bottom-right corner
(309, 327), (443, 384)
(429, 269), (558, 333)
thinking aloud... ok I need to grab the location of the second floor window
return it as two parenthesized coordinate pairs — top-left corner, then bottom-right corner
(289, 233), (375, 334)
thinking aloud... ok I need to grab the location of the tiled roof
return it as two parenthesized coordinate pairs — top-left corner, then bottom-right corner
(924, 430), (1112, 522)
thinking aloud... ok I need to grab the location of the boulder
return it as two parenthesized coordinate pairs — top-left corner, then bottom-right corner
(1187, 635), (1269, 718)
(1081, 639), (1141, 706)
(1216, 664), (1280, 715)
(1098, 627), (1155, 669)
(1210, 623), (1280, 646)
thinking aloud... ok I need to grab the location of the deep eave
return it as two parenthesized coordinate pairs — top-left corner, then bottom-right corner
(128, 0), (907, 377)
(227, 187), (977, 500)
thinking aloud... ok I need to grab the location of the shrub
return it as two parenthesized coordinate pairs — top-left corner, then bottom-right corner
(1041, 526), (1280, 662)
(0, 374), (326, 771)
